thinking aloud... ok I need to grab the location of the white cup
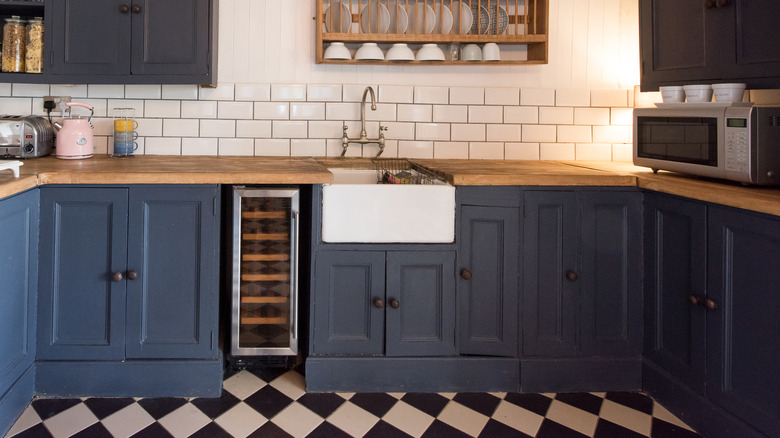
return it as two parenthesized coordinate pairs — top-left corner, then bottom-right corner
(659, 86), (685, 103)
(461, 44), (481, 61)
(482, 43), (500, 61)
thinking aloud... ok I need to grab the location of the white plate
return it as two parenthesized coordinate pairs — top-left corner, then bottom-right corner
(387, 2), (408, 34)
(407, 3), (435, 34)
(654, 102), (754, 108)
(450, 1), (473, 35)
(324, 2), (352, 33)
(360, 3), (390, 34)
(433, 2), (453, 34)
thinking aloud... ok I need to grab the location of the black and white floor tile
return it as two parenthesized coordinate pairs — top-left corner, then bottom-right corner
(5, 367), (701, 438)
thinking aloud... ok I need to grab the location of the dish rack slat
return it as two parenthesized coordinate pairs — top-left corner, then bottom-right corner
(316, 0), (548, 64)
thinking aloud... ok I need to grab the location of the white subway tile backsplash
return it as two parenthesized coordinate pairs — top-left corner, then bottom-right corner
(522, 125), (557, 143)
(343, 85), (376, 102)
(164, 119), (200, 137)
(137, 118), (163, 137)
(308, 121), (344, 139)
(181, 101), (218, 119)
(613, 143), (633, 161)
(107, 100), (144, 118)
(539, 107), (573, 125)
(521, 88), (555, 106)
(200, 119), (236, 137)
(574, 108), (610, 126)
(254, 102), (289, 120)
(124, 85), (161, 99)
(469, 142), (505, 159)
(433, 105), (467, 123)
(291, 139), (327, 156)
(365, 103), (396, 122)
(591, 89), (628, 107)
(219, 138), (255, 156)
(92, 136), (109, 155)
(0, 83), (14, 96)
(218, 101), (254, 119)
(255, 139), (291, 157)
(79, 99), (108, 117)
(504, 106), (538, 124)
(291, 103), (326, 120)
(398, 141), (434, 159)
(434, 142), (469, 159)
(12, 84), (49, 97)
(416, 123), (450, 141)
(365, 140), (397, 158)
(307, 84), (342, 102)
(327, 138), (359, 157)
(576, 143), (613, 160)
(145, 100), (181, 118)
(326, 102), (360, 121)
(469, 106), (503, 123)
(487, 124), (522, 142)
(414, 86), (449, 104)
(382, 122), (415, 140)
(398, 104), (432, 122)
(505, 142), (540, 160)
(272, 84), (306, 101)
(452, 123), (486, 142)
(611, 108), (634, 126)
(540, 143), (575, 160)
(235, 84), (271, 102)
(88, 85), (125, 99)
(236, 120), (272, 138)
(182, 138), (218, 156)
(556, 89), (590, 107)
(273, 121), (308, 138)
(557, 125), (592, 143)
(593, 125), (632, 143)
(162, 85), (199, 100)
(450, 87), (484, 105)
(199, 84), (235, 101)
(145, 137), (181, 155)
(485, 88), (519, 106)
(379, 85), (414, 103)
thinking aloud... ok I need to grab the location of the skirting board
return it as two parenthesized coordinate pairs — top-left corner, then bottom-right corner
(521, 357), (642, 393)
(0, 365), (34, 438)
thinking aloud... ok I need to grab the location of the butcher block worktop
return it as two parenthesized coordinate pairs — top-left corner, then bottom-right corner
(0, 155), (779, 216)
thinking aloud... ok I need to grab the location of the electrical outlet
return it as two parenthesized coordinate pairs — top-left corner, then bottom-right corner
(43, 95), (71, 113)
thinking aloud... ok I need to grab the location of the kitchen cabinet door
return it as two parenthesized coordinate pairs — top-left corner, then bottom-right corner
(458, 205), (520, 357)
(37, 187), (129, 361)
(522, 192), (579, 357)
(707, 207), (780, 437)
(644, 194), (707, 394)
(386, 251), (456, 357)
(125, 186), (219, 359)
(312, 251), (386, 355)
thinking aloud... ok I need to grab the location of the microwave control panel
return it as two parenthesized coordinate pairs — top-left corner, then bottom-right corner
(724, 117), (750, 174)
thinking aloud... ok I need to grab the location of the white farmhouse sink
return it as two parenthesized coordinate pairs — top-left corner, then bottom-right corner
(321, 168), (455, 243)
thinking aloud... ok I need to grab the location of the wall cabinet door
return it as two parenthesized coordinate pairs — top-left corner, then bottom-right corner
(125, 186), (219, 359)
(458, 205), (519, 357)
(707, 207), (780, 437)
(38, 188), (129, 360)
(386, 251), (456, 357)
(644, 194), (707, 394)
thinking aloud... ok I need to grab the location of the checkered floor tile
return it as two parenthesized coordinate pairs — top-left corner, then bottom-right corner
(5, 367), (701, 437)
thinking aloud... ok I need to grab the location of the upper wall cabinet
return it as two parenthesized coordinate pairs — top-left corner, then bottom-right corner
(639, 0), (780, 90)
(0, 0), (217, 85)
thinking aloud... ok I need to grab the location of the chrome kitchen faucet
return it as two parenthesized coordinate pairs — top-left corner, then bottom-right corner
(341, 86), (387, 157)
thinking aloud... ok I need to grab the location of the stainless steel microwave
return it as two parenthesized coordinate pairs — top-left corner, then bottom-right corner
(633, 105), (780, 185)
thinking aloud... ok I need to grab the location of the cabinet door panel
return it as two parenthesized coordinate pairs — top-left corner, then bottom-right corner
(732, 0), (780, 77)
(132, 0), (210, 75)
(580, 192), (642, 356)
(38, 188), (128, 360)
(386, 251), (456, 357)
(313, 251), (385, 355)
(707, 208), (780, 437)
(51, 0), (130, 75)
(458, 205), (519, 357)
(126, 186), (219, 359)
(644, 194), (707, 393)
(522, 192), (578, 357)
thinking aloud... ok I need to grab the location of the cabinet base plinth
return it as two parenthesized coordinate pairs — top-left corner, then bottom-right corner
(0, 365), (34, 438)
(521, 357), (642, 393)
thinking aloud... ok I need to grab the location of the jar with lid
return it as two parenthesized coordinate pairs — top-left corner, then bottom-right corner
(2, 16), (26, 73)
(25, 17), (43, 74)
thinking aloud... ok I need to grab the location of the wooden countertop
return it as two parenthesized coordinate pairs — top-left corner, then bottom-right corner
(1, 155), (779, 217)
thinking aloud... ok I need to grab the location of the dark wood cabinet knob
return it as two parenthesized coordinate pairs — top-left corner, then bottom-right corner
(716, 0), (730, 7)
(373, 298), (384, 309)
(389, 298), (400, 309)
(126, 270), (138, 281)
(119, 4), (130, 13)
(131, 4), (141, 13)
(112, 272), (123, 282)
(687, 294), (701, 305)
(565, 270), (579, 282)
(703, 298), (718, 310)
(704, 0), (716, 8)
(460, 268), (472, 280)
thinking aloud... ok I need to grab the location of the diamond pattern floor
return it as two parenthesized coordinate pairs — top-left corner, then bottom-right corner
(5, 366), (701, 438)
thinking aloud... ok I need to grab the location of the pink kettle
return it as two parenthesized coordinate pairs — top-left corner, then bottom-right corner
(54, 102), (94, 159)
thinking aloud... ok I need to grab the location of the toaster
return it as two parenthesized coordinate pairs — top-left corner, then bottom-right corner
(0, 115), (54, 159)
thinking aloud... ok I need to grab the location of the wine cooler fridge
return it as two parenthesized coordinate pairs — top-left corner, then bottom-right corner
(231, 187), (300, 358)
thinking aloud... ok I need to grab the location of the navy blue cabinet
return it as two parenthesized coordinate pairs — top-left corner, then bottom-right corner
(0, 190), (38, 437)
(36, 185), (221, 397)
(312, 250), (455, 357)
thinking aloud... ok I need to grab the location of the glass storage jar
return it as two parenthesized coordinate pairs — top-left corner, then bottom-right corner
(2, 16), (26, 73)
(25, 17), (43, 74)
